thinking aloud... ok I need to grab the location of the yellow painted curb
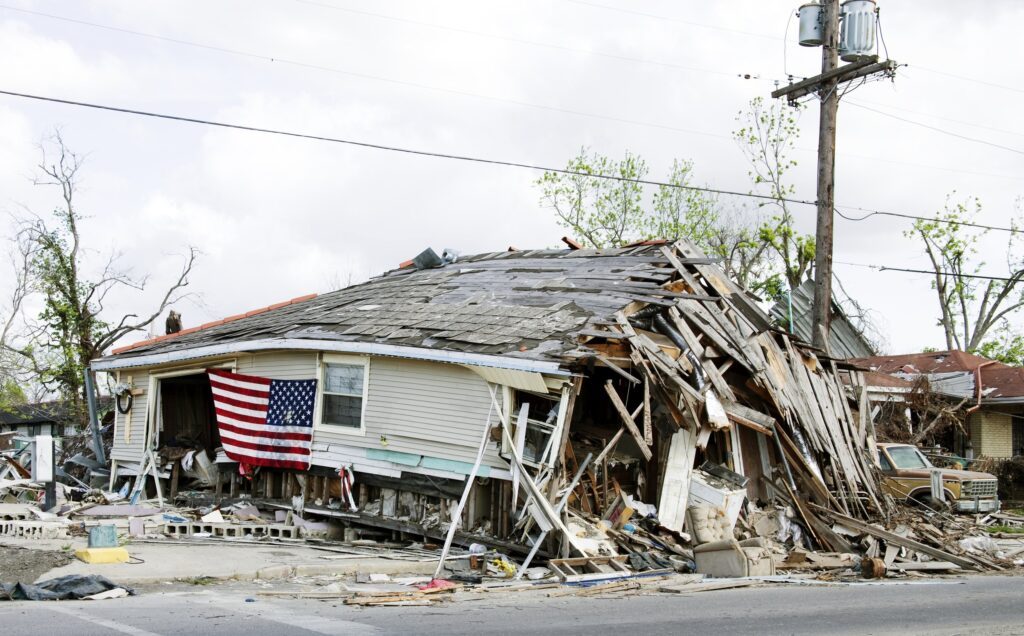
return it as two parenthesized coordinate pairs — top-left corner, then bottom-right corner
(75, 547), (131, 564)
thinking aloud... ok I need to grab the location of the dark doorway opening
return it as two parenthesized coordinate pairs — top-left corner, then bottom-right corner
(159, 374), (219, 453)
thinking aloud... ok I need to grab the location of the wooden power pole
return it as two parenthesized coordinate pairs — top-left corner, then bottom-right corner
(811, 0), (840, 352)
(772, 1), (896, 354)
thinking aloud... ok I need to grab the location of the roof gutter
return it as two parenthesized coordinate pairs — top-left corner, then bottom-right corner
(966, 360), (998, 415)
(90, 338), (571, 376)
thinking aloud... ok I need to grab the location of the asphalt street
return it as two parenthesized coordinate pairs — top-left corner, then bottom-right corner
(2, 575), (1023, 635)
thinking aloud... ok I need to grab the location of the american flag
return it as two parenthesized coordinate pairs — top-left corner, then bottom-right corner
(207, 368), (316, 470)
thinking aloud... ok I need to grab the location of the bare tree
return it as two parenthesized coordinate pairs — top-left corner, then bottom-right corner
(5, 131), (198, 417)
(909, 194), (1024, 352)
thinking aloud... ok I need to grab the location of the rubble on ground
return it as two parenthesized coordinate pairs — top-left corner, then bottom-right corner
(3, 239), (1024, 600)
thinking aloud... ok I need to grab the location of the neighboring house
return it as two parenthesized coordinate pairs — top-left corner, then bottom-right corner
(850, 350), (1024, 459)
(90, 241), (882, 544)
(0, 401), (70, 449)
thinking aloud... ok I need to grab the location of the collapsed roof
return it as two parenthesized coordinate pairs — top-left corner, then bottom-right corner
(852, 350), (1024, 402)
(102, 243), (724, 365)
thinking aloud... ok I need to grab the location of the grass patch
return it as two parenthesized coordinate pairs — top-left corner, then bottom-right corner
(179, 576), (218, 586)
(984, 525), (1024, 534)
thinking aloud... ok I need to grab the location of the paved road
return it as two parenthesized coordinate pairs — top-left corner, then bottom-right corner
(1, 575), (1022, 635)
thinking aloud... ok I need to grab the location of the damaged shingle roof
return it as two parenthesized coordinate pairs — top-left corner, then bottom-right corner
(103, 244), (707, 364)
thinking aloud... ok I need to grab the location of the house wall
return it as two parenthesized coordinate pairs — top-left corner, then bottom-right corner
(313, 356), (507, 475)
(110, 369), (151, 464)
(109, 351), (513, 477)
(969, 409), (1014, 459)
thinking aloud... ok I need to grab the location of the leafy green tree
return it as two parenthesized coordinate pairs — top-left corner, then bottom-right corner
(8, 132), (197, 421)
(978, 325), (1024, 366)
(536, 150), (775, 292)
(908, 194), (1023, 352)
(733, 97), (815, 294)
(535, 148), (647, 249)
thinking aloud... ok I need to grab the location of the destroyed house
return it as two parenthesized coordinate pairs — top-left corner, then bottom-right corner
(92, 240), (887, 556)
(852, 350), (1024, 460)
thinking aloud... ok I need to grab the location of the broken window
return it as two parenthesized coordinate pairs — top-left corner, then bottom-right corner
(321, 361), (366, 429)
(513, 390), (560, 466)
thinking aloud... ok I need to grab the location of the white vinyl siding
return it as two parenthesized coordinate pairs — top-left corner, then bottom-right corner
(108, 351), (507, 472)
(110, 370), (150, 463)
(315, 357), (505, 469)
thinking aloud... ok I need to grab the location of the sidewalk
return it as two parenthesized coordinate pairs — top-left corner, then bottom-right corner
(1, 537), (438, 586)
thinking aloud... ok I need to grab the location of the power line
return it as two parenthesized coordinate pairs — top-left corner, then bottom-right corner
(4, 88), (1019, 239)
(0, 88), (817, 206)
(564, 0), (783, 41)
(834, 206), (1021, 234)
(910, 64), (1024, 96)
(845, 100), (1024, 157)
(836, 260), (1022, 282)
(848, 98), (1024, 139)
(0, 4), (734, 141)
(8, 5), (1017, 186)
(293, 0), (770, 81)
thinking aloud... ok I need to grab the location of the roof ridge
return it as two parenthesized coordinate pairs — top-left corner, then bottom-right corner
(108, 293), (318, 356)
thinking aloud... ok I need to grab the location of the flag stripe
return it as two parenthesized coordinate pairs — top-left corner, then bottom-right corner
(219, 422), (313, 443)
(209, 378), (271, 401)
(208, 369), (316, 470)
(210, 389), (270, 412)
(208, 368), (272, 388)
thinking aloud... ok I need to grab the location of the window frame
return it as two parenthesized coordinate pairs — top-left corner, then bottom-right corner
(315, 353), (370, 435)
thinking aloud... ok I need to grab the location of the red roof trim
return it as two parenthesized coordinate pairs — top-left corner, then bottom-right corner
(109, 293), (318, 356)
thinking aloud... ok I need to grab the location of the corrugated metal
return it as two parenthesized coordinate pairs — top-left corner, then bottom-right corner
(770, 279), (875, 359)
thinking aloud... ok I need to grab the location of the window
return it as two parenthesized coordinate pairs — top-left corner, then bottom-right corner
(511, 390), (561, 466)
(887, 445), (930, 470)
(877, 451), (893, 473)
(321, 361), (366, 429)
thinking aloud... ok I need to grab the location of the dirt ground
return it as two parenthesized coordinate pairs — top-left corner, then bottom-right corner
(0, 545), (73, 584)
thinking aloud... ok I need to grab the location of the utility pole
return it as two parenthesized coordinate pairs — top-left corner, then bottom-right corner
(771, 0), (896, 354)
(811, 0), (840, 352)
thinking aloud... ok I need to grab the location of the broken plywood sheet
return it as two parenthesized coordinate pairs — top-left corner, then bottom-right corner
(658, 427), (698, 533)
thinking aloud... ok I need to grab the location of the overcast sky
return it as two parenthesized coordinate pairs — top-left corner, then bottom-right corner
(1, 0), (1021, 355)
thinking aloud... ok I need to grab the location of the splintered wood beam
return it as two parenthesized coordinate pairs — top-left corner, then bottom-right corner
(604, 380), (652, 461)
(591, 353), (642, 384)
(811, 505), (980, 571)
(643, 377), (653, 445)
(724, 409), (773, 436)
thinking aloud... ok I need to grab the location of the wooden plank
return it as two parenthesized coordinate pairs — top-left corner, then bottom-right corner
(603, 381), (652, 461)
(657, 427), (697, 532)
(812, 506), (979, 570)
(643, 377), (653, 445)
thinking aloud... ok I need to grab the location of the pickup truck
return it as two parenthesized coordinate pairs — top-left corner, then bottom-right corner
(876, 442), (1000, 513)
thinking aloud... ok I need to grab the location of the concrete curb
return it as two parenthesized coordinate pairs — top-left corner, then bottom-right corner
(46, 557), (439, 586)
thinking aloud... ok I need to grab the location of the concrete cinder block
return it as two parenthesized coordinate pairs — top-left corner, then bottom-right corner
(0, 520), (69, 540)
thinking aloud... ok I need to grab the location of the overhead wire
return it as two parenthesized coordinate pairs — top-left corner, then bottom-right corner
(844, 100), (1024, 157)
(835, 260), (1022, 282)
(564, 0), (783, 41)
(0, 88), (816, 206)
(2, 88), (1020, 238)
(834, 206), (1020, 234)
(5, 4), (1019, 185)
(910, 64), (1024, 96)
(0, 4), (736, 141)
(292, 0), (769, 80)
